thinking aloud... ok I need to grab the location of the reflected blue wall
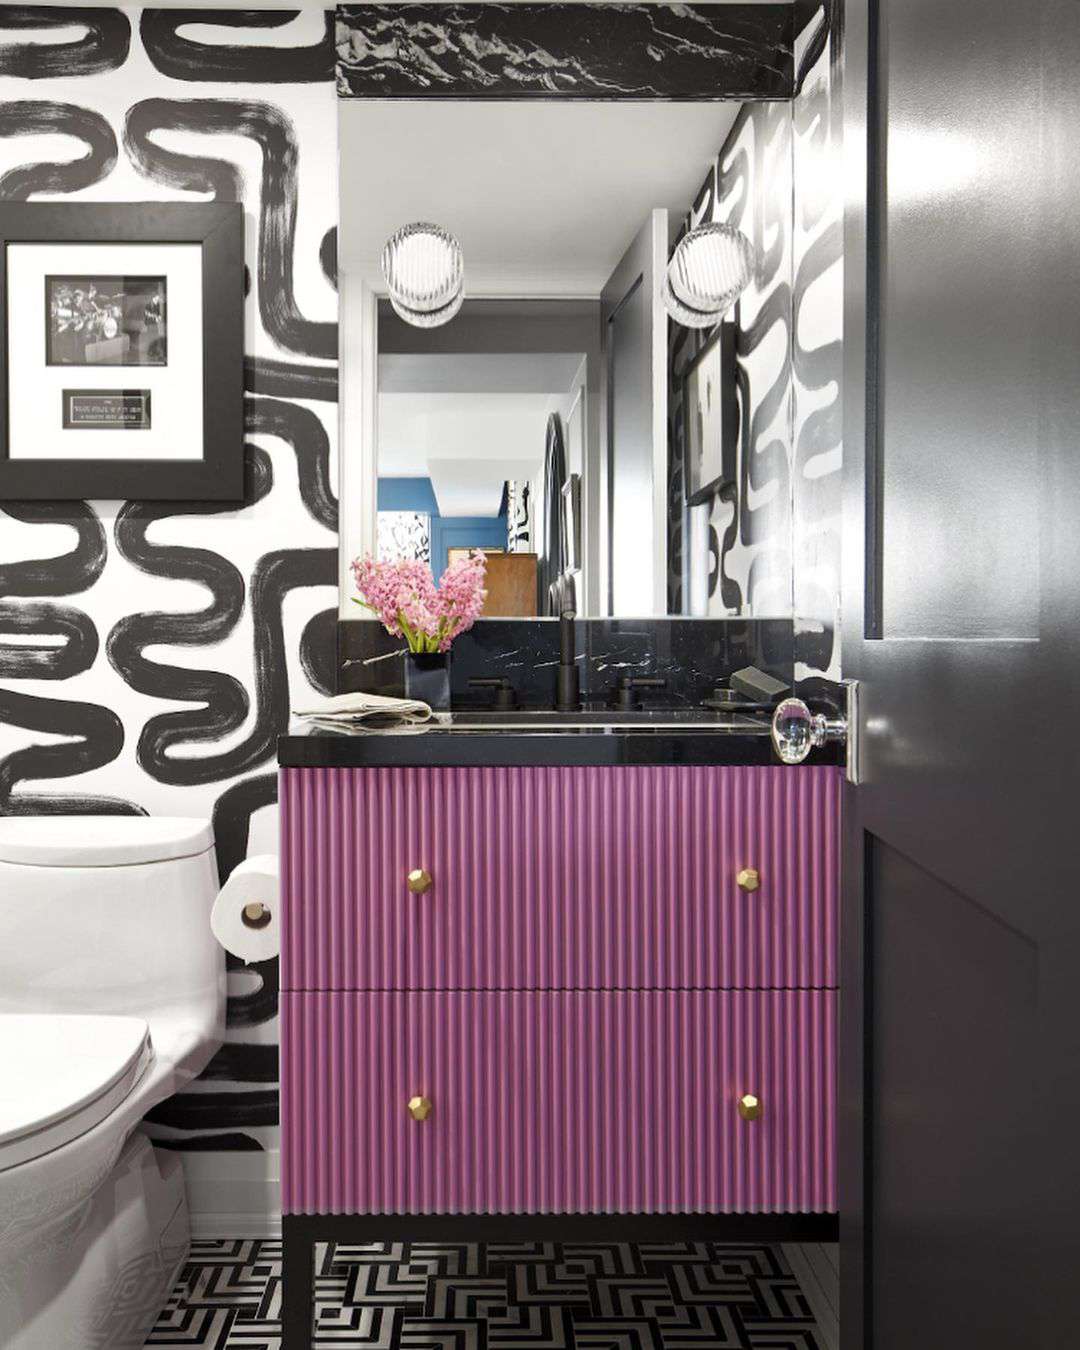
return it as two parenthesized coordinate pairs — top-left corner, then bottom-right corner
(378, 477), (506, 576)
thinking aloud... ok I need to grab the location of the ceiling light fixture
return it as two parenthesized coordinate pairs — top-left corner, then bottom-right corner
(381, 221), (465, 328)
(661, 222), (757, 329)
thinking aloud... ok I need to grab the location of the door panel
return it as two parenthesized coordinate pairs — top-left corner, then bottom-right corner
(601, 210), (668, 615)
(843, 0), (1080, 1344)
(870, 841), (1037, 1349)
(878, 0), (1041, 642)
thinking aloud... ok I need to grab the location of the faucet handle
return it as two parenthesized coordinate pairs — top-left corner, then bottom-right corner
(468, 677), (517, 710)
(611, 675), (668, 710)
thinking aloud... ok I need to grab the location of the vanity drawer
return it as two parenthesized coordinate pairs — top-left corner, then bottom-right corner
(280, 765), (839, 991)
(281, 989), (836, 1216)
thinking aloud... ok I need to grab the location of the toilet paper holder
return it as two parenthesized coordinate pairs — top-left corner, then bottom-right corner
(241, 901), (272, 930)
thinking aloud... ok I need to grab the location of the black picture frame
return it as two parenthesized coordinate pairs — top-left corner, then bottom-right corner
(0, 202), (244, 501)
(683, 319), (738, 507)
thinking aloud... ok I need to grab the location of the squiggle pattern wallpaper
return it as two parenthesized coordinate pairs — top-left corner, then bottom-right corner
(668, 3), (841, 682)
(0, 6), (338, 1154)
(792, 3), (842, 681)
(667, 103), (795, 623)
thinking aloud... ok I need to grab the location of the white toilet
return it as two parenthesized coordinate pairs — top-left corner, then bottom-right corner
(0, 817), (225, 1350)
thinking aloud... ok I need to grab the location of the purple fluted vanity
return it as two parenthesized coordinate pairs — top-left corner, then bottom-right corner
(277, 723), (841, 1348)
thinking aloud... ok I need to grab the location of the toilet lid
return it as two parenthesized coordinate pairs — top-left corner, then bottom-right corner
(0, 1014), (153, 1171)
(0, 816), (213, 867)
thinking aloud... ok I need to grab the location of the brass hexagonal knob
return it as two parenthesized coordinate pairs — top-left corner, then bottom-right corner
(736, 867), (760, 893)
(407, 1095), (432, 1122)
(407, 868), (433, 895)
(738, 1092), (763, 1122)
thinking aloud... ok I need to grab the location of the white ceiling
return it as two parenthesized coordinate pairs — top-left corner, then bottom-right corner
(341, 100), (741, 296)
(379, 351), (584, 395)
(427, 454), (539, 518)
(379, 352), (582, 515)
(379, 391), (555, 515)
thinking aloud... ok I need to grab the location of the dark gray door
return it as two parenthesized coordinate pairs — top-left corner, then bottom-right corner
(841, 1), (1080, 1346)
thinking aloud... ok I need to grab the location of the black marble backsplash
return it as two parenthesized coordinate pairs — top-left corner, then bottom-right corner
(338, 618), (794, 709)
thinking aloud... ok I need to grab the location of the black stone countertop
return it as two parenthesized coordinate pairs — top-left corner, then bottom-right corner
(278, 717), (843, 769)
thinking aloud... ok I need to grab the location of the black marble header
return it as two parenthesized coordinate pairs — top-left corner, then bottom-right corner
(338, 616), (794, 709)
(336, 3), (794, 101)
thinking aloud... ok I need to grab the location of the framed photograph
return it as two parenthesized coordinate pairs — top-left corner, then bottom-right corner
(683, 320), (737, 506)
(0, 202), (243, 501)
(46, 275), (167, 367)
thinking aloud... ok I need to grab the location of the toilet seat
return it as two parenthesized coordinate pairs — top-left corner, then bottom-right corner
(0, 1014), (153, 1171)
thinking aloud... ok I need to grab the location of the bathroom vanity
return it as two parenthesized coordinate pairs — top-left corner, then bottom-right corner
(278, 719), (841, 1344)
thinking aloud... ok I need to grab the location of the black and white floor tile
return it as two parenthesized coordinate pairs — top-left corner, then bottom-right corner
(147, 1239), (825, 1348)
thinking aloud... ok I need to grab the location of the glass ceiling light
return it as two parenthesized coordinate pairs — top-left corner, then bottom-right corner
(381, 221), (464, 328)
(661, 222), (757, 329)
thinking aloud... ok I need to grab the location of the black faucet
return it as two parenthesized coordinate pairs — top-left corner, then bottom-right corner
(556, 608), (580, 711)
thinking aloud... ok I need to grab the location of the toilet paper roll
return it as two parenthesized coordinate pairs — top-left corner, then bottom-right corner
(210, 853), (280, 963)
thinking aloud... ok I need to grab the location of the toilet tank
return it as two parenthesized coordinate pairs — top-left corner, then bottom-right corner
(0, 817), (224, 1021)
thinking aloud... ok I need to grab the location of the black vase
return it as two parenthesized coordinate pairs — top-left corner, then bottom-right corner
(404, 652), (451, 709)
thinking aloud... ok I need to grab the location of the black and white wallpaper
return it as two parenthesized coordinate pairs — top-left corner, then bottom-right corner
(0, 6), (338, 1153)
(376, 510), (430, 563)
(506, 479), (533, 553)
(668, 99), (795, 621)
(668, 2), (841, 682)
(791, 2), (842, 682)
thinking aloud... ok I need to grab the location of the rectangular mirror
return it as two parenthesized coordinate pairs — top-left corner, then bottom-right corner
(340, 97), (795, 619)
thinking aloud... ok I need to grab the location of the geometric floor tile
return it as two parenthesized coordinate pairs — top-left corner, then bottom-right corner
(146, 1239), (824, 1349)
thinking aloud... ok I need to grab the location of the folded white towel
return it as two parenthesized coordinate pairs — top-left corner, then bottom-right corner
(292, 691), (433, 723)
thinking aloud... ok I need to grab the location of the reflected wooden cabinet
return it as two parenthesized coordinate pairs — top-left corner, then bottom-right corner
(448, 548), (537, 616)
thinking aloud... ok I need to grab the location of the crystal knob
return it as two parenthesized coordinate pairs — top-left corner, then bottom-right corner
(408, 1095), (432, 1122)
(407, 868), (432, 894)
(771, 698), (827, 765)
(738, 1093), (763, 1122)
(736, 867), (760, 893)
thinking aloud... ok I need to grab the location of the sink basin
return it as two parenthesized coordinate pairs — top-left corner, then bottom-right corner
(440, 708), (765, 730)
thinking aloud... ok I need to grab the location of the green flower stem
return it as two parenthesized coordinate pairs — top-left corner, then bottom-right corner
(352, 594), (447, 653)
